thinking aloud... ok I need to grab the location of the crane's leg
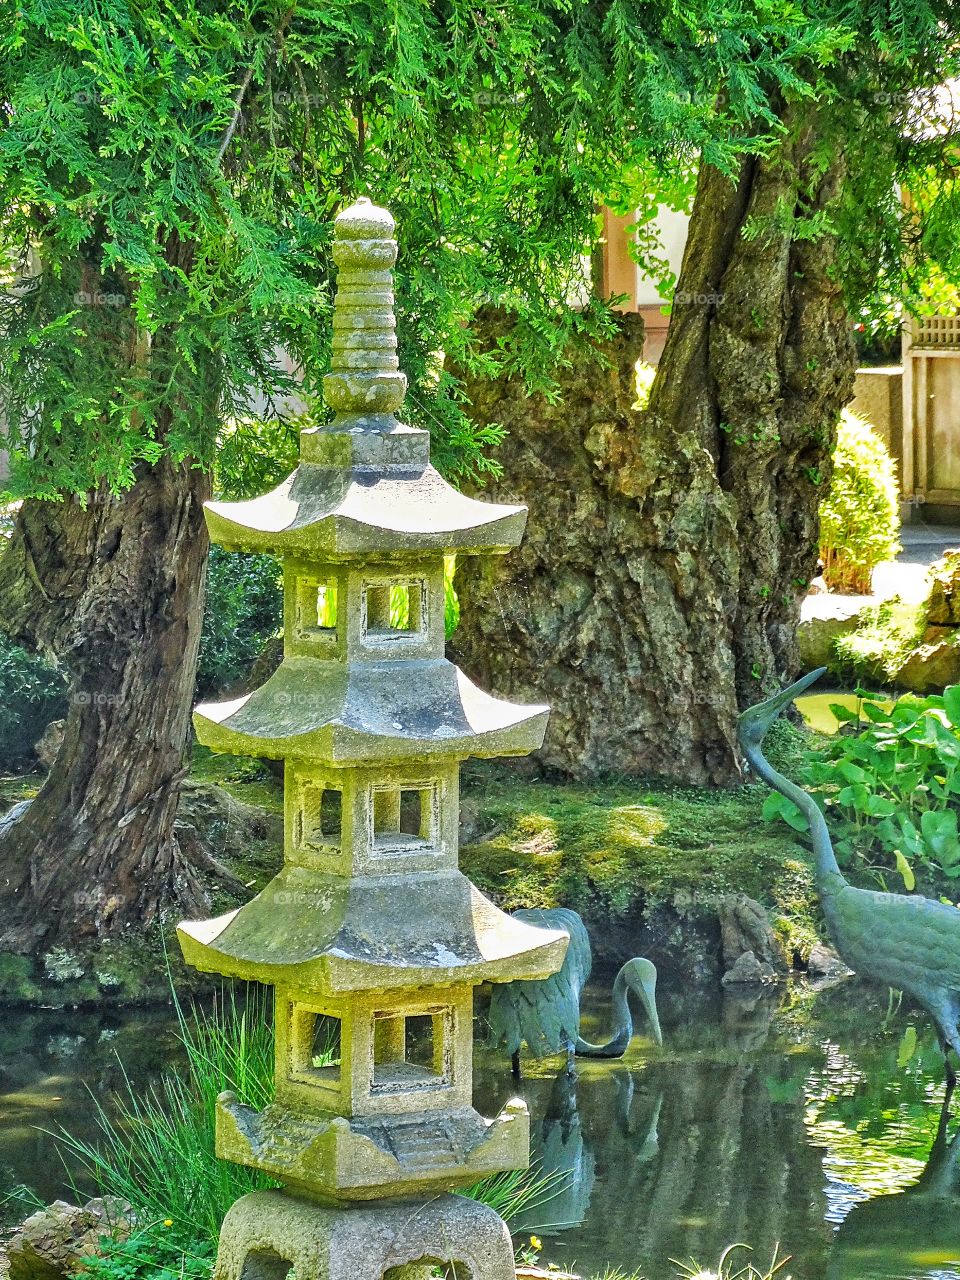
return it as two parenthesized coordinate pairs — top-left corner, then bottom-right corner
(927, 991), (960, 1089)
(511, 1049), (522, 1081)
(565, 1039), (576, 1078)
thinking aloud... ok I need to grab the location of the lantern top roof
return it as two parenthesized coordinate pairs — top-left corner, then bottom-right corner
(203, 196), (526, 558)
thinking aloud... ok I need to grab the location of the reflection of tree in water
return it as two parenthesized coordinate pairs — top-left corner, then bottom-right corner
(826, 1089), (960, 1280)
(573, 997), (830, 1279)
(501, 986), (831, 1279)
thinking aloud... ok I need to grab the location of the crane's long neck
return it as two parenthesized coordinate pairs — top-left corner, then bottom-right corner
(575, 967), (632, 1058)
(745, 741), (845, 896)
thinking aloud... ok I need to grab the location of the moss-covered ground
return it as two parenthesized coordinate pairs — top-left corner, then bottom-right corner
(459, 750), (818, 965)
(0, 721), (824, 1004)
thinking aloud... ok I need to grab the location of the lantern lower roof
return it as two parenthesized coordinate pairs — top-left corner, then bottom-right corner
(177, 867), (569, 993)
(193, 657), (549, 762)
(204, 460), (527, 558)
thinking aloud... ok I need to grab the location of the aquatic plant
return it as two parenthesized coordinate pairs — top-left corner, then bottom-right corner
(672, 1243), (792, 1279)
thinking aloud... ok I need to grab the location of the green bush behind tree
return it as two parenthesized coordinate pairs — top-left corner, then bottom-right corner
(818, 410), (901, 595)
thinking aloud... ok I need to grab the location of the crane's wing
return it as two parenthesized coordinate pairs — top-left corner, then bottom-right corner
(832, 884), (960, 992)
(488, 907), (591, 1058)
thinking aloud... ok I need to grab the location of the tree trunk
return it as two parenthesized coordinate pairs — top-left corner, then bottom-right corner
(0, 454), (213, 954)
(451, 108), (855, 784)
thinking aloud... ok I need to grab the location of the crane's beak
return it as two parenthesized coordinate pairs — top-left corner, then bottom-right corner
(738, 666), (827, 740)
(624, 958), (663, 1047)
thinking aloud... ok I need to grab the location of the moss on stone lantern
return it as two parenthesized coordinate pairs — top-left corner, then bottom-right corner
(178, 198), (567, 1280)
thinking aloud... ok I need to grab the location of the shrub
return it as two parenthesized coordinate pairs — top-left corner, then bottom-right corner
(196, 548), (283, 697)
(0, 632), (67, 769)
(763, 685), (960, 890)
(819, 410), (900, 594)
(634, 359), (656, 410)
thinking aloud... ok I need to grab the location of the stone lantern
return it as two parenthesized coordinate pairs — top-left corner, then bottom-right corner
(178, 198), (567, 1280)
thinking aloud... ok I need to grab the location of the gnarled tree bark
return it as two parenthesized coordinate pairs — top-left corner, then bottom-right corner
(0, 454), (213, 954)
(451, 109), (855, 784)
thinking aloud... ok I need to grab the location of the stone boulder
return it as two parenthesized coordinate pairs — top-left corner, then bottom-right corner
(806, 942), (854, 983)
(798, 595), (871, 668)
(718, 894), (787, 975)
(6, 1199), (132, 1280)
(925, 550), (960, 625)
(895, 626), (960, 693)
(721, 950), (776, 985)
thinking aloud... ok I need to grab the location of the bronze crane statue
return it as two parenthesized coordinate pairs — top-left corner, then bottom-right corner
(739, 667), (960, 1084)
(487, 907), (662, 1078)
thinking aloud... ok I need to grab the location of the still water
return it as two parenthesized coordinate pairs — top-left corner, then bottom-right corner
(2, 978), (959, 1280)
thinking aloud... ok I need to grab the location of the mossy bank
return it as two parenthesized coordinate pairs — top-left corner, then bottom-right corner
(0, 729), (820, 1005)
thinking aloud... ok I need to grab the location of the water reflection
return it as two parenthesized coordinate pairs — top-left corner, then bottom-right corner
(2, 980), (960, 1279)
(828, 1090), (960, 1280)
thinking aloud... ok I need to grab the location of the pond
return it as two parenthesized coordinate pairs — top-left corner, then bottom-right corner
(1, 977), (958, 1280)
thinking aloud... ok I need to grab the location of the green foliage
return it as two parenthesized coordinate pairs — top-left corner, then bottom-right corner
(0, 632), (66, 768)
(763, 687), (960, 888)
(57, 985), (278, 1245)
(197, 548), (282, 698)
(819, 411), (901, 595)
(633, 360), (657, 411)
(80, 1228), (215, 1280)
(0, 0), (862, 505)
(833, 596), (928, 681)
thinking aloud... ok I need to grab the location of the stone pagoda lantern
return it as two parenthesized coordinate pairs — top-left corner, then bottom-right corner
(178, 198), (567, 1280)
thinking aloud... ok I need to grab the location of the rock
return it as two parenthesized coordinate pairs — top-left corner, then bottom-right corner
(0, 801), (31, 842)
(7, 1199), (132, 1280)
(806, 942), (854, 981)
(721, 950), (776, 985)
(718, 894), (786, 974)
(925, 550), (960, 625)
(33, 720), (65, 771)
(895, 626), (960, 692)
(798, 594), (871, 667)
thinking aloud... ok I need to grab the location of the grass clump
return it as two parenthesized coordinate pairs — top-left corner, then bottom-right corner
(58, 983), (561, 1280)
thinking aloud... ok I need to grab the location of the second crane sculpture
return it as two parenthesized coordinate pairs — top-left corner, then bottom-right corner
(740, 667), (960, 1083)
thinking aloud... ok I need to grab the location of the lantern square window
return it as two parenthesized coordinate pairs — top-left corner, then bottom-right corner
(371, 1008), (449, 1093)
(370, 783), (438, 854)
(362, 579), (425, 639)
(289, 1006), (342, 1088)
(296, 784), (342, 849)
(296, 578), (338, 641)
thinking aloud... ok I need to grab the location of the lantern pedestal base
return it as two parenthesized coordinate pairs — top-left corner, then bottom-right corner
(214, 1188), (517, 1280)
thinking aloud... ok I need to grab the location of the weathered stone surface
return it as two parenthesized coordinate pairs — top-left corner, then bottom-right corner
(7, 1199), (131, 1280)
(925, 550), (960, 625)
(718, 893), (786, 974)
(806, 942), (853, 981)
(895, 626), (960, 692)
(798, 594), (870, 668)
(32, 720), (64, 771)
(213, 1190), (516, 1280)
(179, 198), (566, 1220)
(721, 950), (776, 985)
